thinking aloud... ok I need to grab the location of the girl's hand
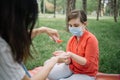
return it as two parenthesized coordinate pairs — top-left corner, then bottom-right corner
(52, 51), (71, 64)
(52, 50), (65, 56)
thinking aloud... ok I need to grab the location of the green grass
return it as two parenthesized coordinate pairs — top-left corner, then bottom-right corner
(25, 16), (120, 74)
(88, 19), (120, 73)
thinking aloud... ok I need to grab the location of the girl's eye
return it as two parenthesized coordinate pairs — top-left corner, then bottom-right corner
(74, 26), (78, 27)
(69, 24), (72, 27)
(74, 24), (79, 27)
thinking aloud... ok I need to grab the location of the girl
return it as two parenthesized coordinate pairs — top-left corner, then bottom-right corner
(48, 10), (99, 80)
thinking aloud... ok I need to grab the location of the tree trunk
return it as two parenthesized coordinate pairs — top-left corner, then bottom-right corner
(54, 0), (56, 18)
(82, 0), (87, 14)
(41, 0), (46, 14)
(97, 0), (101, 21)
(41, 0), (43, 13)
(119, 0), (120, 16)
(37, 0), (41, 13)
(118, 0), (120, 16)
(102, 0), (105, 16)
(62, 0), (66, 14)
(73, 0), (76, 9)
(110, 0), (114, 16)
(66, 0), (76, 31)
(113, 0), (118, 22)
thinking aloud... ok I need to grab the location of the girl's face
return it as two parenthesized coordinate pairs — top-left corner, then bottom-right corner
(68, 18), (86, 28)
(68, 18), (87, 37)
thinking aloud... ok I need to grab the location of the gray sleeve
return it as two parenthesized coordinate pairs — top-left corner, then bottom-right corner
(0, 38), (25, 80)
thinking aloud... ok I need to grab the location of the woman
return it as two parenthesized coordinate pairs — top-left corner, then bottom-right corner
(0, 0), (67, 80)
(47, 10), (99, 80)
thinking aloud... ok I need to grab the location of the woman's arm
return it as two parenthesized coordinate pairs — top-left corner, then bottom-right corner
(67, 52), (87, 65)
(31, 27), (59, 39)
(22, 56), (67, 80)
(52, 51), (86, 65)
(22, 57), (58, 80)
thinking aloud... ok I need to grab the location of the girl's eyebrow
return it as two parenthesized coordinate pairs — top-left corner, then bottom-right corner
(69, 23), (80, 27)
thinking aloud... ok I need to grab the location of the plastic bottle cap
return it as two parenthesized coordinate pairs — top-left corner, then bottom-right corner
(56, 39), (63, 43)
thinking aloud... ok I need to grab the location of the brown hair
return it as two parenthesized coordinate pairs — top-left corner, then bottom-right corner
(68, 10), (87, 23)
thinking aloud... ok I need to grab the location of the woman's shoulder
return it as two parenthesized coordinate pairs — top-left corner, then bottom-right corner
(84, 31), (98, 43)
(0, 37), (25, 80)
(0, 37), (9, 48)
(85, 31), (97, 39)
(0, 37), (11, 54)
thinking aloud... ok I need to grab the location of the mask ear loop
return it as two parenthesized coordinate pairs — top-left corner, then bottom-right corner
(83, 22), (89, 31)
(85, 27), (88, 31)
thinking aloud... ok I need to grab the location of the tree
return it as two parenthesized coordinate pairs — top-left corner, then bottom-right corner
(47, 0), (66, 14)
(113, 0), (118, 22)
(97, 0), (101, 21)
(37, 0), (41, 13)
(87, 0), (98, 13)
(110, 0), (114, 16)
(101, 0), (105, 16)
(73, 0), (76, 9)
(66, 0), (76, 31)
(119, 0), (120, 16)
(82, 0), (87, 14)
(62, 0), (66, 14)
(41, 0), (46, 14)
(54, 0), (56, 18)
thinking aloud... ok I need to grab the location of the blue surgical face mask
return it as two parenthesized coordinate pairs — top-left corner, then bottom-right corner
(69, 26), (84, 37)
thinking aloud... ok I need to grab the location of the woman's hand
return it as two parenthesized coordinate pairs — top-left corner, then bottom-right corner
(44, 27), (59, 40)
(52, 51), (71, 64)
(44, 27), (62, 43)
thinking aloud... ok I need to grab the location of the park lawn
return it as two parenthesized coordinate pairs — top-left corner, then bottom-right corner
(25, 16), (120, 74)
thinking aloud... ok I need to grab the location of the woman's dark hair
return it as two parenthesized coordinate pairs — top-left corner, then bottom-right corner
(68, 10), (87, 23)
(0, 0), (38, 63)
